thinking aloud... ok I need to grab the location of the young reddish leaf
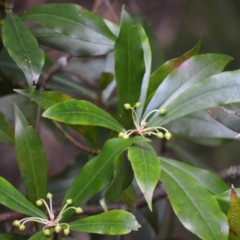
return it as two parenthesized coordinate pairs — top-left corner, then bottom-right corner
(146, 41), (201, 104)
(227, 185), (240, 240)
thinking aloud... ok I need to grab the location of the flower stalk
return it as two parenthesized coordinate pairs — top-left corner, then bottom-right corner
(13, 193), (82, 236)
(119, 102), (172, 140)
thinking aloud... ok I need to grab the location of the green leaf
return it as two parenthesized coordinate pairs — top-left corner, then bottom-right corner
(207, 103), (240, 133)
(0, 233), (28, 240)
(42, 99), (123, 132)
(28, 232), (51, 240)
(128, 141), (161, 210)
(62, 136), (148, 221)
(14, 104), (48, 203)
(114, 9), (145, 128)
(14, 89), (72, 110)
(15, 90), (99, 148)
(104, 154), (133, 202)
(32, 27), (113, 57)
(21, 3), (116, 56)
(0, 177), (46, 218)
(136, 24), (152, 118)
(227, 186), (240, 240)
(161, 157), (228, 194)
(2, 12), (44, 96)
(145, 53), (232, 122)
(149, 68), (240, 127)
(167, 110), (238, 139)
(160, 158), (228, 240)
(69, 210), (140, 234)
(0, 111), (14, 144)
(146, 41), (201, 104)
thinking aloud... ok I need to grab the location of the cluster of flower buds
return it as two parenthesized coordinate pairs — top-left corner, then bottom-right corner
(118, 102), (172, 140)
(13, 193), (82, 236)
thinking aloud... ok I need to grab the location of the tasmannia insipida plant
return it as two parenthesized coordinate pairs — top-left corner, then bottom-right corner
(0, 0), (240, 239)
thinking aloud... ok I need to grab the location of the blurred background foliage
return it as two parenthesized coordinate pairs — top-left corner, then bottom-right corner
(1, 0), (240, 239)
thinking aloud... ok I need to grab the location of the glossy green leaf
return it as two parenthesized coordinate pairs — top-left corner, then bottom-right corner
(128, 141), (161, 210)
(207, 103), (240, 133)
(69, 210), (140, 234)
(167, 110), (238, 139)
(161, 157), (228, 194)
(149, 69), (240, 127)
(227, 186), (240, 239)
(0, 111), (14, 144)
(104, 154), (133, 202)
(14, 89), (72, 110)
(14, 104), (48, 203)
(32, 27), (113, 57)
(0, 233), (27, 240)
(15, 90), (99, 148)
(114, 9), (145, 128)
(42, 99), (123, 132)
(21, 3), (116, 57)
(136, 24), (152, 118)
(0, 177), (46, 218)
(160, 158), (228, 240)
(2, 12), (44, 96)
(62, 136), (148, 221)
(146, 41), (201, 104)
(145, 53), (232, 121)
(28, 232), (51, 240)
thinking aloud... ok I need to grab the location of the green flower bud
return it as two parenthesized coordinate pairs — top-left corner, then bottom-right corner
(159, 108), (167, 115)
(165, 132), (172, 140)
(19, 225), (25, 231)
(66, 199), (72, 205)
(43, 229), (51, 236)
(36, 199), (43, 206)
(124, 103), (131, 110)
(76, 207), (83, 214)
(157, 132), (164, 138)
(123, 134), (129, 139)
(135, 102), (141, 108)
(64, 228), (70, 235)
(118, 132), (124, 138)
(13, 220), (20, 227)
(47, 193), (53, 199)
(55, 225), (62, 233)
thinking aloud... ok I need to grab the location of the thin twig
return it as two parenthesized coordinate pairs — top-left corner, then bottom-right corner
(1, 164), (239, 224)
(103, 0), (119, 22)
(35, 54), (71, 132)
(91, 0), (104, 13)
(53, 121), (100, 156)
(38, 54), (71, 90)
